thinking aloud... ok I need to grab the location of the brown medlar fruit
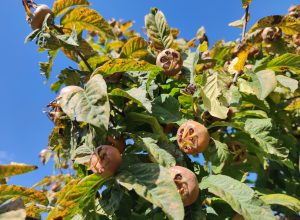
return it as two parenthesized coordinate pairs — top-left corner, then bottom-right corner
(27, 4), (53, 30)
(169, 166), (199, 206)
(89, 145), (122, 177)
(177, 120), (210, 154)
(156, 48), (183, 76)
(261, 27), (282, 43)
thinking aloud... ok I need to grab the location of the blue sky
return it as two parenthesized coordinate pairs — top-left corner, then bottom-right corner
(0, 0), (296, 188)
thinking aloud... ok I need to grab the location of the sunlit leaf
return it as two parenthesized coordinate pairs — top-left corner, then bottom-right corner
(120, 37), (148, 58)
(116, 163), (184, 220)
(252, 70), (277, 100)
(200, 175), (275, 220)
(0, 163), (37, 179)
(0, 185), (48, 206)
(39, 49), (59, 80)
(200, 71), (231, 119)
(47, 174), (106, 219)
(260, 194), (300, 213)
(255, 53), (300, 74)
(61, 8), (115, 39)
(249, 15), (300, 35)
(285, 97), (300, 111)
(53, 0), (90, 17)
(145, 8), (174, 50)
(244, 118), (288, 158)
(92, 59), (162, 77)
(110, 87), (152, 113)
(60, 75), (110, 129)
(276, 75), (298, 92)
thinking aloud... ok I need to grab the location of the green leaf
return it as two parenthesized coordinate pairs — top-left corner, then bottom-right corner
(204, 139), (229, 174)
(120, 37), (148, 58)
(39, 49), (59, 80)
(255, 54), (300, 73)
(260, 194), (300, 213)
(182, 49), (200, 84)
(116, 163), (184, 220)
(131, 135), (176, 167)
(145, 8), (174, 50)
(24, 29), (41, 43)
(47, 174), (106, 220)
(200, 175), (275, 220)
(0, 185), (48, 206)
(53, 0), (90, 17)
(92, 59), (162, 78)
(244, 118), (288, 158)
(152, 94), (181, 124)
(110, 88), (152, 113)
(252, 70), (277, 100)
(60, 75), (110, 130)
(200, 71), (231, 119)
(276, 75), (298, 92)
(61, 8), (115, 39)
(0, 163), (37, 179)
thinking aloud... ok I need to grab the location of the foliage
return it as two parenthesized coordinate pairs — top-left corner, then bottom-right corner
(1, 0), (299, 219)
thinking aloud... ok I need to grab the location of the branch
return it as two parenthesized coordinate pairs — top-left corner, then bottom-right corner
(241, 5), (250, 41)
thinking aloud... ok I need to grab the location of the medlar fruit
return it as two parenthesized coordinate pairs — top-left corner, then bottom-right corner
(232, 214), (245, 220)
(27, 4), (53, 30)
(177, 120), (210, 154)
(169, 166), (199, 206)
(156, 48), (183, 76)
(89, 145), (122, 177)
(261, 27), (282, 43)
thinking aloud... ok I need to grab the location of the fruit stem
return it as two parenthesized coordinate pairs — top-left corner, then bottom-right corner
(22, 0), (33, 17)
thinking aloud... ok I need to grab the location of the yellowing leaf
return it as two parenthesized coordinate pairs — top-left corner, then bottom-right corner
(107, 40), (124, 51)
(145, 8), (174, 50)
(0, 185), (48, 206)
(61, 8), (115, 39)
(47, 174), (106, 220)
(233, 46), (250, 72)
(53, 0), (90, 17)
(120, 37), (148, 58)
(92, 59), (162, 77)
(249, 15), (300, 35)
(285, 98), (300, 111)
(0, 163), (37, 179)
(260, 194), (300, 213)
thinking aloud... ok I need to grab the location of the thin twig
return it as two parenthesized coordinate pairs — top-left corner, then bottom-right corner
(241, 5), (250, 41)
(52, 25), (94, 73)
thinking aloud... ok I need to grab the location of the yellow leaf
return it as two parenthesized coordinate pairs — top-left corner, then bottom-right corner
(233, 45), (250, 72)
(107, 40), (124, 51)
(53, 0), (90, 17)
(61, 8), (115, 39)
(0, 163), (37, 178)
(121, 37), (148, 58)
(285, 98), (300, 111)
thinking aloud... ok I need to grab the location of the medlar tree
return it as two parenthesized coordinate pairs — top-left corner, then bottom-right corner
(0, 0), (300, 219)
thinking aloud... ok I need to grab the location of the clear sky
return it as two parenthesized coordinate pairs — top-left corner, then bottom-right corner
(0, 0), (296, 188)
